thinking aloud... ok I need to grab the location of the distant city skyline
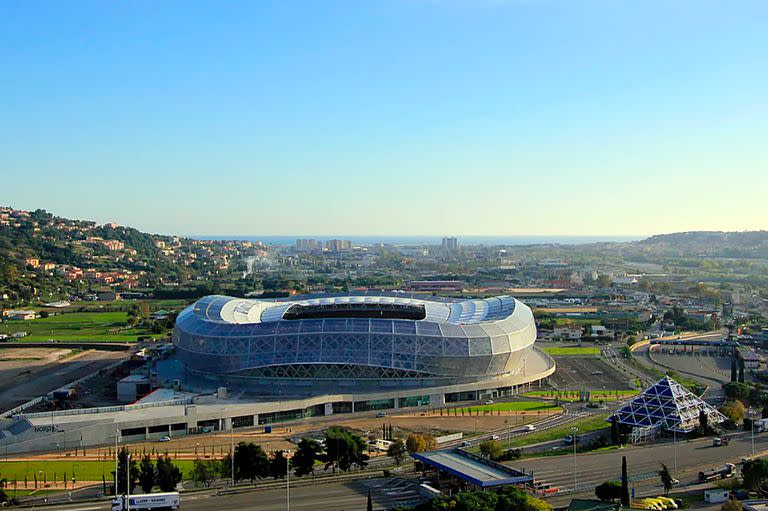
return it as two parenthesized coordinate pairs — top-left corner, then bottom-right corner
(2, 1), (766, 236)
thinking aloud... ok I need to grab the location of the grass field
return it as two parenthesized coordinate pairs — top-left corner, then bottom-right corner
(460, 401), (560, 413)
(542, 347), (601, 356)
(0, 312), (155, 342)
(0, 459), (196, 482)
(506, 413), (611, 448)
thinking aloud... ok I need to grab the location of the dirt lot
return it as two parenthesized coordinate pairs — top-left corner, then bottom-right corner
(0, 347), (126, 412)
(549, 356), (633, 390)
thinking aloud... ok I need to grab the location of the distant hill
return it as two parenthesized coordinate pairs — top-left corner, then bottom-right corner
(634, 231), (768, 258)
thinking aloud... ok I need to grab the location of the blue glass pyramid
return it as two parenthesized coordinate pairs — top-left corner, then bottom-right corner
(612, 376), (726, 433)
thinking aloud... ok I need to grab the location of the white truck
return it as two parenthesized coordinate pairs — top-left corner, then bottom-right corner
(754, 418), (768, 433)
(111, 492), (180, 511)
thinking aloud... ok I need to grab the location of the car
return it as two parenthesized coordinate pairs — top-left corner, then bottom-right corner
(157, 436), (171, 442)
(591, 370), (603, 375)
(461, 441), (471, 447)
(489, 434), (500, 440)
(484, 400), (494, 405)
(376, 412), (387, 418)
(523, 424), (536, 432)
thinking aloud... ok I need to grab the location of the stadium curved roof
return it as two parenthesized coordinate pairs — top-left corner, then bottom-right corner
(192, 294), (518, 326)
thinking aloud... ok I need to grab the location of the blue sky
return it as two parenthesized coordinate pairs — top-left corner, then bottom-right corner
(1, 1), (766, 236)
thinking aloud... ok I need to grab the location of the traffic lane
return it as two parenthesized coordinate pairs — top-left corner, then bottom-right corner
(514, 430), (767, 491)
(37, 481), (389, 511)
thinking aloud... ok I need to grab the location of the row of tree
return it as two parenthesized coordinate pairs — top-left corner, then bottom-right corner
(114, 449), (183, 494)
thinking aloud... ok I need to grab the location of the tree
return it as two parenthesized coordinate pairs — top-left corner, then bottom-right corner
(113, 447), (138, 494)
(610, 417), (620, 445)
(722, 497), (743, 511)
(233, 442), (270, 482)
(724, 382), (752, 403)
(155, 454), (182, 492)
(742, 458), (768, 491)
(323, 427), (369, 472)
(270, 450), (289, 479)
(292, 438), (322, 477)
(190, 459), (217, 487)
(620, 456), (630, 507)
(699, 409), (710, 435)
(405, 434), (436, 454)
(659, 463), (674, 495)
(594, 481), (623, 502)
(720, 400), (747, 423)
(137, 454), (155, 493)
(387, 439), (407, 466)
(479, 439), (504, 460)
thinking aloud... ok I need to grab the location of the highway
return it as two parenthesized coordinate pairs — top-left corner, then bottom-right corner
(516, 428), (768, 506)
(33, 429), (768, 511)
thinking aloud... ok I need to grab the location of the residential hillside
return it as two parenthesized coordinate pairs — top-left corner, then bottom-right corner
(633, 231), (768, 258)
(0, 206), (265, 304)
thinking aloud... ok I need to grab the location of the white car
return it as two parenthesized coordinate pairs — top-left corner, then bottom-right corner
(523, 424), (536, 432)
(484, 400), (494, 405)
(157, 436), (171, 442)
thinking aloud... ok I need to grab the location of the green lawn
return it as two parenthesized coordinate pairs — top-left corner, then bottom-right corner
(0, 312), (156, 342)
(542, 347), (601, 356)
(0, 459), (196, 482)
(505, 413), (611, 448)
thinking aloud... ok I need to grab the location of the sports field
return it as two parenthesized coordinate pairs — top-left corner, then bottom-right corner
(542, 347), (601, 356)
(0, 312), (156, 342)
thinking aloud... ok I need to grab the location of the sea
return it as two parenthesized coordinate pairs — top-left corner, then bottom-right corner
(190, 235), (641, 246)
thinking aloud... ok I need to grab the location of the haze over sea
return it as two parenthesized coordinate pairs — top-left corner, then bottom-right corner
(193, 235), (641, 246)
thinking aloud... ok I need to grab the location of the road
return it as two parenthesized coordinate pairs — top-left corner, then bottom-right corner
(515, 428), (768, 506)
(26, 477), (419, 511)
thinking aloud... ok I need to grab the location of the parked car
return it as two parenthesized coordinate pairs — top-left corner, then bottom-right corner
(484, 400), (494, 405)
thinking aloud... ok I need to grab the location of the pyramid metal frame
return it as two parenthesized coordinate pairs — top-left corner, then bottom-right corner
(613, 376), (726, 433)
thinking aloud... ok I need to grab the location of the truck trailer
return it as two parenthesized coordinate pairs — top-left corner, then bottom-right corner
(111, 492), (180, 511)
(698, 463), (736, 482)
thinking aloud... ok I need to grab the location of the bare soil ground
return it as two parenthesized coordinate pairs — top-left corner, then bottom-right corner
(0, 348), (125, 412)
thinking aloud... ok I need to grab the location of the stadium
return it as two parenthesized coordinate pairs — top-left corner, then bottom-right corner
(172, 293), (544, 391)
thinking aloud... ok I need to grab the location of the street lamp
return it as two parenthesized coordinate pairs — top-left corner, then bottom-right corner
(571, 426), (578, 491)
(286, 450), (291, 511)
(672, 429), (677, 474)
(751, 411), (757, 456)
(114, 429), (119, 497)
(126, 453), (132, 511)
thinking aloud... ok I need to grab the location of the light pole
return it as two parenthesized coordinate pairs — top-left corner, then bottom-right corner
(230, 429), (235, 487)
(286, 450), (291, 511)
(114, 429), (119, 497)
(751, 412), (756, 456)
(571, 426), (578, 491)
(126, 453), (131, 511)
(673, 429), (677, 474)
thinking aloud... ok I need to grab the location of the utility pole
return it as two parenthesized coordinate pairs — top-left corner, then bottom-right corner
(571, 426), (578, 491)
(230, 427), (235, 486)
(126, 453), (131, 511)
(286, 450), (291, 511)
(114, 429), (119, 497)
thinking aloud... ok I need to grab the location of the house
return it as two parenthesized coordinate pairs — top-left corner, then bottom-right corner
(24, 258), (40, 268)
(2, 309), (37, 320)
(554, 325), (583, 341)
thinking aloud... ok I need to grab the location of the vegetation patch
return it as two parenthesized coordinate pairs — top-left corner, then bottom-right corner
(543, 347), (601, 356)
(0, 312), (156, 342)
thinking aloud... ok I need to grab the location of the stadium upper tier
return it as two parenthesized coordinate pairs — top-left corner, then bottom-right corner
(172, 293), (537, 383)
